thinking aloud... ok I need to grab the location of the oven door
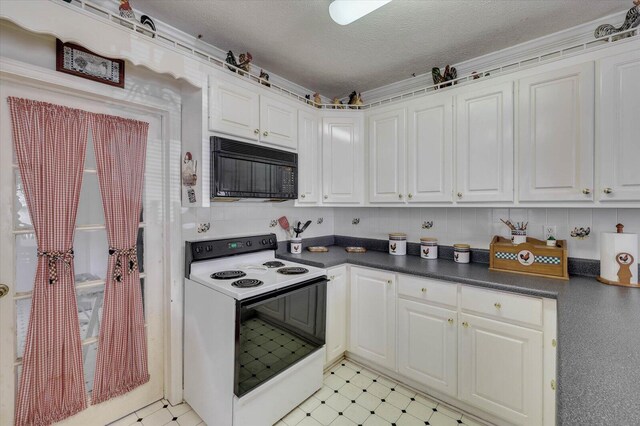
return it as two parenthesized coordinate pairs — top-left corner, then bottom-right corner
(234, 276), (327, 397)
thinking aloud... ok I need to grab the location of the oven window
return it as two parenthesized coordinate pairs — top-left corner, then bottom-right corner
(235, 279), (326, 397)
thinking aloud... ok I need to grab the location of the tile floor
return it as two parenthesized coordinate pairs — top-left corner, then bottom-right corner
(108, 358), (487, 426)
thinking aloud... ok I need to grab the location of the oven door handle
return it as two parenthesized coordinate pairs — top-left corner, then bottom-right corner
(239, 275), (327, 310)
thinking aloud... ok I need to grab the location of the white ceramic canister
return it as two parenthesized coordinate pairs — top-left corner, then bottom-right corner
(389, 233), (407, 256)
(420, 237), (438, 259)
(511, 230), (527, 245)
(453, 244), (471, 264)
(290, 238), (302, 254)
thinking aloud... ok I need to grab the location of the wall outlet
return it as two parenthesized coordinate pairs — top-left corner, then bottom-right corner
(544, 225), (557, 240)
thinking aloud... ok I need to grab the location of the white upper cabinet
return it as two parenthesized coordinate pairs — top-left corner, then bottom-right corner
(208, 74), (260, 141)
(349, 267), (396, 371)
(518, 63), (595, 201)
(297, 110), (320, 204)
(406, 94), (453, 203)
(456, 82), (514, 203)
(368, 108), (407, 203)
(598, 50), (640, 202)
(260, 95), (298, 150)
(322, 115), (364, 204)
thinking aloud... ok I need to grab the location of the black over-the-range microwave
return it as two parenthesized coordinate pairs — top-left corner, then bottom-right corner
(210, 136), (298, 201)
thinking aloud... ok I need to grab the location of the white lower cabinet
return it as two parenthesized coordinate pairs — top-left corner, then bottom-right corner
(325, 266), (348, 366)
(349, 267), (396, 370)
(398, 299), (457, 397)
(458, 312), (543, 426)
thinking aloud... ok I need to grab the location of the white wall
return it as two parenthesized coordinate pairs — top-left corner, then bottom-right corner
(334, 207), (640, 260)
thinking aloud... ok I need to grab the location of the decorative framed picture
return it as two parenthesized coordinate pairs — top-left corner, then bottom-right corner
(56, 39), (125, 88)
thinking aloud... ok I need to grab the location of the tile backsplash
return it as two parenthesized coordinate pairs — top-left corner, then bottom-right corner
(182, 205), (639, 260)
(181, 202), (334, 242)
(333, 208), (640, 260)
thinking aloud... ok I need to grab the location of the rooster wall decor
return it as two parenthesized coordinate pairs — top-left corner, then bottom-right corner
(432, 65), (457, 88)
(594, 0), (640, 40)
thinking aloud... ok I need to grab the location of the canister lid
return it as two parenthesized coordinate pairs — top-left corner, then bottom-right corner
(389, 233), (407, 239)
(420, 237), (437, 243)
(453, 244), (470, 249)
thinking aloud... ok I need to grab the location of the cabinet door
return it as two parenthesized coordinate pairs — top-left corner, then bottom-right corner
(518, 63), (595, 201)
(599, 50), (640, 201)
(349, 267), (396, 370)
(322, 116), (364, 204)
(398, 299), (457, 397)
(260, 95), (298, 150)
(456, 82), (514, 202)
(325, 266), (348, 366)
(297, 110), (320, 204)
(406, 94), (453, 203)
(208, 75), (260, 140)
(369, 108), (406, 203)
(459, 313), (543, 426)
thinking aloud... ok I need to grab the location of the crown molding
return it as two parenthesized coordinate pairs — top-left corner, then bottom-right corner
(361, 9), (630, 103)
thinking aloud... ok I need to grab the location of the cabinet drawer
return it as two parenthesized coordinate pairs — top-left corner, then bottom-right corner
(398, 275), (457, 307)
(460, 286), (543, 327)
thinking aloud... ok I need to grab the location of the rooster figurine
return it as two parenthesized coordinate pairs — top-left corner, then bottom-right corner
(313, 92), (322, 108)
(348, 91), (363, 109)
(432, 65), (458, 88)
(259, 69), (270, 87)
(332, 97), (344, 109)
(119, 0), (135, 20)
(594, 0), (640, 39)
(225, 51), (252, 75)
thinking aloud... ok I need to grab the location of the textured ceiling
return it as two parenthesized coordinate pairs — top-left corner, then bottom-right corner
(133, 0), (628, 98)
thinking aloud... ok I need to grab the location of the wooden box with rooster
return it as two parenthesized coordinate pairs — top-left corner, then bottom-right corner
(489, 236), (569, 280)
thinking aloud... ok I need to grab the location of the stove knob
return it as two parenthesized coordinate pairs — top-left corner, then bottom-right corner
(246, 241), (252, 247)
(205, 245), (212, 252)
(195, 246), (202, 254)
(262, 239), (267, 245)
(268, 238), (274, 245)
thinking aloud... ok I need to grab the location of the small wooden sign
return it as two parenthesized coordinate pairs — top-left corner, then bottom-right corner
(489, 236), (569, 280)
(56, 39), (125, 88)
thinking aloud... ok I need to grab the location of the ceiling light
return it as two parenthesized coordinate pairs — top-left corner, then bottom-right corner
(329, 0), (392, 26)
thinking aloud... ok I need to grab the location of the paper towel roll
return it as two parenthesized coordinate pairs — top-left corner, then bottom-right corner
(600, 232), (638, 284)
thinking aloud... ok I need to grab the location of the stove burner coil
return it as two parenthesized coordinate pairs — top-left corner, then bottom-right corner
(211, 270), (247, 280)
(232, 279), (264, 288)
(263, 261), (285, 268)
(276, 267), (309, 275)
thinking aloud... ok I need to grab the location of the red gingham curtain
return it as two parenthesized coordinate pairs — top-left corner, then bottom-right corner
(8, 97), (89, 425)
(91, 114), (150, 404)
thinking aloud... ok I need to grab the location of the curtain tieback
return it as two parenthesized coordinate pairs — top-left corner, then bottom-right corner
(109, 247), (138, 282)
(37, 248), (74, 285)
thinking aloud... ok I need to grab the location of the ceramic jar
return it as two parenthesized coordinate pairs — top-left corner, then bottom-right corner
(290, 238), (302, 254)
(453, 244), (470, 263)
(511, 230), (527, 245)
(420, 238), (438, 259)
(389, 233), (407, 256)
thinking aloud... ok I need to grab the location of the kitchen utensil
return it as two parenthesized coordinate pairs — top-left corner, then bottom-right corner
(299, 220), (312, 234)
(294, 221), (302, 237)
(277, 216), (293, 238)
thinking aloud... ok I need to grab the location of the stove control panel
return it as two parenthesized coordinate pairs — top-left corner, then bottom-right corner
(185, 234), (279, 277)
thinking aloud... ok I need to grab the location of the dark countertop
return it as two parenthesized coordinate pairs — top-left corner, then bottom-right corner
(278, 247), (640, 425)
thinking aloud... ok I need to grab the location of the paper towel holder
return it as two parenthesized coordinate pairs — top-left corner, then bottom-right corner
(597, 224), (639, 288)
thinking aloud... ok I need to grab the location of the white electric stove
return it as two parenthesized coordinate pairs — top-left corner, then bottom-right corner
(183, 234), (327, 426)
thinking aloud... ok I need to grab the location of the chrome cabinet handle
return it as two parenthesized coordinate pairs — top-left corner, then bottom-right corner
(582, 188), (591, 195)
(494, 302), (502, 309)
(300, 194), (306, 198)
(448, 318), (454, 325)
(387, 280), (393, 285)
(421, 288), (427, 293)
(462, 321), (469, 328)
(263, 131), (269, 137)
(324, 195), (328, 200)
(254, 128), (260, 135)
(0, 283), (9, 299)
(398, 193), (403, 199)
(408, 193), (413, 199)
(603, 188), (613, 194)
(457, 192), (463, 198)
